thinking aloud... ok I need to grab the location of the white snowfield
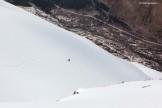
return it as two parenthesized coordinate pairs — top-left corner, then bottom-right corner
(58, 80), (162, 108)
(0, 1), (162, 108)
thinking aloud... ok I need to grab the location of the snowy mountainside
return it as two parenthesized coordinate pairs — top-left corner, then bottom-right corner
(1, 1), (162, 108)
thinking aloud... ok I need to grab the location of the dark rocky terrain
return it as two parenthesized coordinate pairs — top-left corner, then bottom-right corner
(6, 0), (162, 71)
(99, 0), (162, 40)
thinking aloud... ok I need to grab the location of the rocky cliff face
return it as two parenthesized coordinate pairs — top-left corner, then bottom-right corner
(98, 0), (162, 40)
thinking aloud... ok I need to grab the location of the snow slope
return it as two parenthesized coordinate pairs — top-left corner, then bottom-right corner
(0, 1), (156, 107)
(132, 62), (162, 80)
(59, 80), (162, 108)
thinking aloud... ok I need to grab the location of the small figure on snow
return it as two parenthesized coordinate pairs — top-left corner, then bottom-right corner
(73, 91), (79, 95)
(67, 59), (71, 62)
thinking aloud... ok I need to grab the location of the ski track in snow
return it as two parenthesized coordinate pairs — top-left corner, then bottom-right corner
(0, 58), (36, 67)
(0, 58), (66, 68)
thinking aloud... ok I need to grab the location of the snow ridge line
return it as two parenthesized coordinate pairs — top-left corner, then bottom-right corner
(49, 0), (162, 47)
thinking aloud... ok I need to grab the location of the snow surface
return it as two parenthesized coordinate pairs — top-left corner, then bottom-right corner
(59, 80), (162, 108)
(0, 1), (161, 108)
(132, 62), (162, 79)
